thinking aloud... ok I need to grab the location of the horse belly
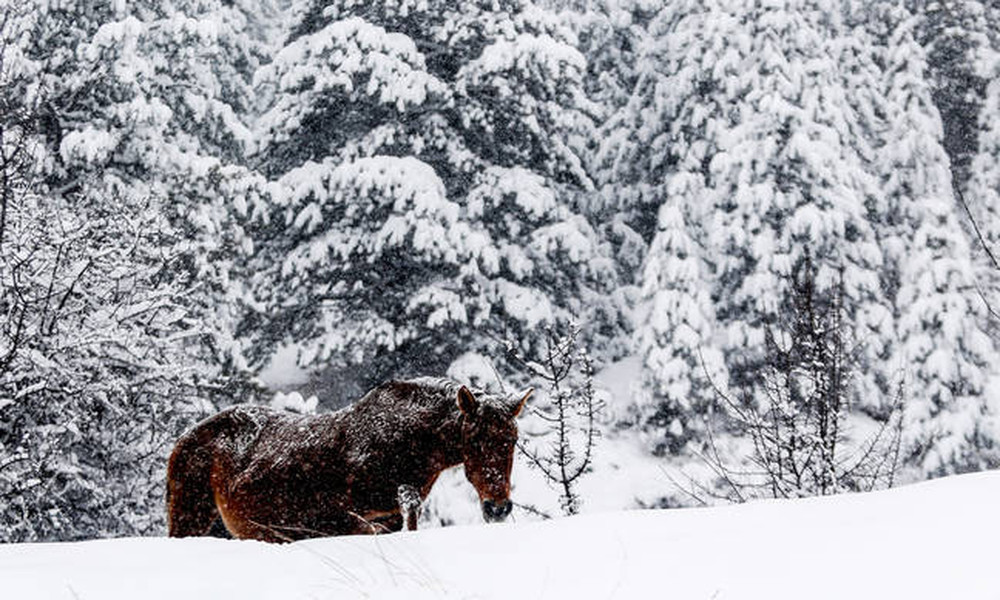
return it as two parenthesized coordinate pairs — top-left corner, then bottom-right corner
(227, 461), (361, 539)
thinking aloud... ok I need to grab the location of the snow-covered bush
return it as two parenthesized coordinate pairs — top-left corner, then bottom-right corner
(509, 324), (601, 515)
(0, 150), (210, 541)
(701, 266), (904, 500)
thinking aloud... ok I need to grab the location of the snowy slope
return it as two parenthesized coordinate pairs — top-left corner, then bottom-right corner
(3, 472), (999, 600)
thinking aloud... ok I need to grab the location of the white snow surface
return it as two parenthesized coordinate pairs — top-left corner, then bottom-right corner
(3, 472), (999, 599)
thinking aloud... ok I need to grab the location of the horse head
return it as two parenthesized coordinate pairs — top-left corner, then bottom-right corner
(456, 385), (532, 523)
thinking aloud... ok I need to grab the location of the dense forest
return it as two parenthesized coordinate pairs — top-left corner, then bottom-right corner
(2, 0), (1000, 541)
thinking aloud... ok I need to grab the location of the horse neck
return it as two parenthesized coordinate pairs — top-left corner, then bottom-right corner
(429, 403), (465, 473)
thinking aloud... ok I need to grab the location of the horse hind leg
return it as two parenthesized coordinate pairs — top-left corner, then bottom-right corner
(166, 431), (222, 538)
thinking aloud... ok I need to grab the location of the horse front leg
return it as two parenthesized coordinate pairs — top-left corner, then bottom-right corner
(396, 484), (422, 531)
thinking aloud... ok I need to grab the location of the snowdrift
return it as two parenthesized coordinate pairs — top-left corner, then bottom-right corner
(3, 471), (998, 599)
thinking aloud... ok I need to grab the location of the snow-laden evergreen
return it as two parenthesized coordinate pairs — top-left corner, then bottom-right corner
(907, 0), (998, 188)
(967, 34), (1000, 309)
(705, 0), (886, 375)
(580, 0), (1000, 474)
(877, 8), (1000, 474)
(593, 0), (725, 245)
(248, 0), (623, 394)
(634, 202), (726, 452)
(596, 0), (744, 448)
(605, 0), (897, 453)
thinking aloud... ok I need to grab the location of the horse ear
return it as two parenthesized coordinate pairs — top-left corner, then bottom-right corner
(510, 387), (533, 418)
(457, 386), (478, 415)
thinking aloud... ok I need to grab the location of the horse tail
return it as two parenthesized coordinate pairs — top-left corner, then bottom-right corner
(166, 417), (225, 538)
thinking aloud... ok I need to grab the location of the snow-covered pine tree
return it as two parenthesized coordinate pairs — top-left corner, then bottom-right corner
(906, 0), (997, 189)
(634, 201), (726, 453)
(704, 0), (887, 398)
(593, 0), (742, 452)
(545, 0), (657, 283)
(966, 21), (1000, 317)
(617, 0), (889, 453)
(592, 0), (717, 247)
(878, 7), (1000, 475)
(544, 0), (656, 118)
(249, 0), (620, 396)
(532, 0), (660, 377)
(830, 1), (903, 411)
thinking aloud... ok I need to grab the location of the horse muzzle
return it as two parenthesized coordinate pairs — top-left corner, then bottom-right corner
(481, 499), (512, 523)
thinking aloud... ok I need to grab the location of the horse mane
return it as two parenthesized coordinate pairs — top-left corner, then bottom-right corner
(401, 376), (499, 407)
(406, 377), (478, 397)
(405, 376), (465, 394)
(391, 377), (519, 420)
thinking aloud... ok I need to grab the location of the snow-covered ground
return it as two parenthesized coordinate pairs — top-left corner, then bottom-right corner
(3, 471), (998, 600)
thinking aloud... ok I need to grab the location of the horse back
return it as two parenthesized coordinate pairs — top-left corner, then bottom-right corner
(183, 405), (273, 459)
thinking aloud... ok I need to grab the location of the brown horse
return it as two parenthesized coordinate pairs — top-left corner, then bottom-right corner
(166, 377), (532, 542)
